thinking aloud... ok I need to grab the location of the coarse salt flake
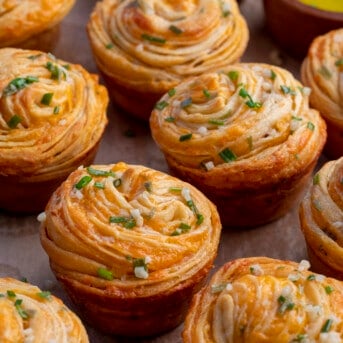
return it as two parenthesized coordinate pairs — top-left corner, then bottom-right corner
(197, 126), (208, 135)
(145, 256), (152, 264)
(319, 332), (341, 343)
(298, 260), (311, 272)
(302, 87), (311, 96)
(181, 187), (191, 202)
(134, 266), (148, 279)
(37, 211), (46, 223)
(130, 208), (143, 227)
(58, 119), (67, 126)
(204, 161), (215, 171)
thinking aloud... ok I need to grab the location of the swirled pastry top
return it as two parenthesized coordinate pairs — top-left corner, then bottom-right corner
(0, 48), (108, 177)
(150, 63), (327, 188)
(0, 277), (89, 342)
(301, 29), (343, 126)
(183, 257), (343, 343)
(40, 162), (221, 295)
(0, 0), (75, 47)
(87, 0), (248, 92)
(300, 158), (343, 271)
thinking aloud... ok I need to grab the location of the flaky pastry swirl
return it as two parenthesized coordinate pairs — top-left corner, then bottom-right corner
(183, 257), (343, 343)
(150, 63), (326, 190)
(300, 158), (343, 273)
(0, 0), (75, 47)
(0, 48), (108, 181)
(301, 29), (343, 127)
(40, 162), (221, 296)
(87, 0), (248, 92)
(0, 277), (88, 343)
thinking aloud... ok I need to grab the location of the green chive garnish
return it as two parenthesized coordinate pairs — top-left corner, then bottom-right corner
(270, 70), (277, 80)
(97, 267), (114, 281)
(169, 25), (183, 34)
(203, 89), (211, 98)
(219, 148), (237, 162)
(53, 106), (60, 114)
(318, 66), (332, 79)
(180, 97), (192, 108)
(307, 274), (316, 281)
(307, 122), (315, 131)
(291, 116), (302, 121)
(325, 285), (334, 294)
(46, 62), (66, 81)
(94, 182), (105, 189)
(196, 213), (204, 225)
(313, 173), (320, 185)
(105, 43), (114, 49)
(3, 76), (39, 96)
(168, 88), (176, 97)
(155, 101), (168, 110)
(7, 115), (22, 129)
(27, 54), (42, 60)
(141, 33), (166, 44)
(169, 187), (182, 192)
(280, 85), (296, 95)
(41, 92), (53, 105)
(14, 299), (29, 319)
(179, 133), (192, 141)
(293, 334), (308, 342)
(7, 290), (16, 298)
(277, 295), (295, 314)
(87, 167), (115, 177)
(171, 222), (191, 236)
(37, 291), (51, 300)
(239, 87), (262, 109)
(109, 216), (127, 223)
(75, 175), (92, 190)
(228, 70), (239, 82)
(321, 319), (333, 333)
(109, 216), (136, 229)
(144, 181), (152, 192)
(208, 119), (225, 126)
(335, 58), (343, 66)
(165, 116), (175, 122)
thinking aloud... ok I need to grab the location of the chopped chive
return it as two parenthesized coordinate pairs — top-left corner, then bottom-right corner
(41, 92), (53, 105)
(171, 222), (191, 236)
(109, 216), (136, 229)
(165, 116), (175, 122)
(97, 267), (114, 281)
(141, 33), (166, 44)
(109, 216), (127, 224)
(169, 25), (183, 34)
(168, 88), (176, 97)
(133, 257), (148, 270)
(335, 58), (343, 66)
(20, 277), (28, 283)
(155, 100), (168, 110)
(208, 119), (225, 126)
(14, 299), (29, 319)
(123, 218), (135, 228)
(94, 182), (105, 189)
(27, 54), (42, 60)
(7, 290), (16, 298)
(179, 133), (192, 141)
(321, 319), (333, 333)
(318, 66), (332, 79)
(180, 97), (192, 108)
(179, 222), (191, 230)
(291, 116), (302, 121)
(313, 173), (320, 185)
(220, 110), (232, 119)
(75, 175), (92, 190)
(280, 85), (296, 95)
(87, 166), (115, 177)
(325, 285), (334, 294)
(45, 62), (66, 81)
(307, 122), (315, 131)
(277, 295), (295, 314)
(3, 76), (39, 96)
(196, 213), (204, 225)
(293, 334), (308, 342)
(144, 181), (152, 192)
(169, 187), (182, 192)
(63, 64), (70, 70)
(219, 148), (237, 162)
(53, 106), (60, 114)
(7, 115), (22, 129)
(228, 70), (239, 82)
(203, 89), (211, 98)
(113, 178), (122, 187)
(270, 70), (277, 80)
(37, 291), (51, 300)
(238, 87), (262, 109)
(307, 274), (316, 281)
(105, 43), (114, 49)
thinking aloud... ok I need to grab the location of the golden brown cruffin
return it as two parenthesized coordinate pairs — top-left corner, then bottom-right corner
(0, 277), (89, 342)
(150, 63), (327, 227)
(0, 0), (75, 51)
(301, 29), (343, 159)
(40, 162), (222, 337)
(183, 257), (343, 343)
(87, 0), (249, 120)
(0, 48), (108, 213)
(299, 157), (343, 280)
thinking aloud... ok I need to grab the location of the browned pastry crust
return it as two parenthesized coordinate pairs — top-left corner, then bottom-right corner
(300, 158), (343, 280)
(40, 162), (222, 336)
(0, 277), (89, 342)
(150, 63), (327, 227)
(183, 257), (343, 343)
(301, 29), (343, 159)
(0, 48), (108, 213)
(0, 0), (75, 51)
(87, 0), (249, 120)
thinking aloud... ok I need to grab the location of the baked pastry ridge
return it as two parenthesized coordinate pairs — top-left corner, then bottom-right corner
(183, 257), (343, 343)
(150, 63), (327, 226)
(0, 277), (89, 342)
(40, 162), (222, 336)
